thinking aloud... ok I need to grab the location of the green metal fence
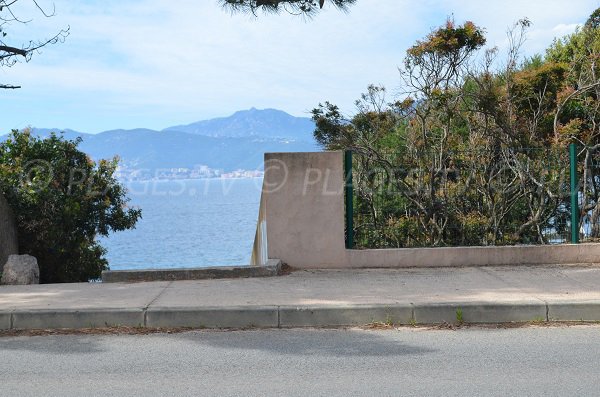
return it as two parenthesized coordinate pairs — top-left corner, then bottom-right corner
(344, 144), (598, 249)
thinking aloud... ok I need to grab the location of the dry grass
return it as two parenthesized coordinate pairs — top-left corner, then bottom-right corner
(1, 320), (599, 338)
(0, 326), (198, 338)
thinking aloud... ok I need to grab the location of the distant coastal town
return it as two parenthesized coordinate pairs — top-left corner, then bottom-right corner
(116, 164), (264, 181)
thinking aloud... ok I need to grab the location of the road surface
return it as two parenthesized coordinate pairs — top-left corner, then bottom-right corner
(1, 326), (600, 396)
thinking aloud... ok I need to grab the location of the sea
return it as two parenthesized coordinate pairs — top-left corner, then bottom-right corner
(99, 178), (262, 270)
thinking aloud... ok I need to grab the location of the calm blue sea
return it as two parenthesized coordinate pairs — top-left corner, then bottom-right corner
(100, 178), (262, 270)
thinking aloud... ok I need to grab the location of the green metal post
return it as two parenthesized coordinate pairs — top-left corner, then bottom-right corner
(344, 150), (354, 249)
(569, 143), (579, 244)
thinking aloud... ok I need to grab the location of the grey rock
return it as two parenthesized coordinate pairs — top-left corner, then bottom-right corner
(1, 255), (39, 285)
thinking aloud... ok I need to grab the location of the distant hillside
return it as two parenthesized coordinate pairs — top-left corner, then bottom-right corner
(77, 130), (316, 172)
(2, 108), (318, 174)
(164, 108), (315, 141)
(26, 128), (90, 141)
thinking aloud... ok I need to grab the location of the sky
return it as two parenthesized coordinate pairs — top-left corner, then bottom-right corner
(0, 0), (599, 133)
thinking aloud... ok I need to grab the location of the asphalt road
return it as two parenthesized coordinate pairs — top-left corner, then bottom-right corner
(1, 326), (600, 396)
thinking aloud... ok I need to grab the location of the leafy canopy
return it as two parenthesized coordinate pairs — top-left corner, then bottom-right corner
(219, 0), (356, 16)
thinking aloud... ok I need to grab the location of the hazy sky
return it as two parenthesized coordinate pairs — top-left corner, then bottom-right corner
(1, 0), (598, 133)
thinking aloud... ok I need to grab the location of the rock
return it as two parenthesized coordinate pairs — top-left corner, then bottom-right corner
(1, 255), (40, 285)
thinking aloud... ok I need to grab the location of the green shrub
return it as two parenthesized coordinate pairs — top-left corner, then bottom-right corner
(0, 129), (141, 283)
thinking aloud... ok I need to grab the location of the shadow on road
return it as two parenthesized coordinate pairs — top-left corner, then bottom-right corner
(175, 328), (436, 357)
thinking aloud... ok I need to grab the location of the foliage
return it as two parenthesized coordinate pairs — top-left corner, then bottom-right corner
(313, 9), (600, 248)
(219, 0), (356, 16)
(0, 130), (141, 283)
(407, 19), (486, 59)
(0, 0), (68, 89)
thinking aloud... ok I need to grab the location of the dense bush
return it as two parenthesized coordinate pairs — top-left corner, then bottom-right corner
(313, 10), (600, 248)
(0, 129), (141, 283)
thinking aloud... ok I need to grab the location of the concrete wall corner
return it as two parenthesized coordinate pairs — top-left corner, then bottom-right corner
(264, 151), (348, 268)
(0, 193), (18, 272)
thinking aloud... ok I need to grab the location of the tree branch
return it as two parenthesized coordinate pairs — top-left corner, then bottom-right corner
(0, 44), (27, 57)
(554, 81), (600, 138)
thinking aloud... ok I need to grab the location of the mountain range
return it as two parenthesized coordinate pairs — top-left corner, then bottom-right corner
(3, 108), (319, 176)
(164, 107), (315, 140)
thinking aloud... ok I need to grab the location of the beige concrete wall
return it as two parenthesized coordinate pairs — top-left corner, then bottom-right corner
(0, 193), (18, 272)
(249, 177), (268, 266)
(264, 152), (347, 268)
(263, 151), (600, 268)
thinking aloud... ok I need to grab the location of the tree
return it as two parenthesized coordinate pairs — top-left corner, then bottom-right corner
(0, 130), (141, 283)
(312, 11), (600, 248)
(545, 9), (600, 238)
(219, 0), (356, 16)
(0, 0), (69, 89)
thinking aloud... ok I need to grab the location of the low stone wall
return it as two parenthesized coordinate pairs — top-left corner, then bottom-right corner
(260, 151), (600, 268)
(0, 194), (18, 272)
(347, 244), (600, 268)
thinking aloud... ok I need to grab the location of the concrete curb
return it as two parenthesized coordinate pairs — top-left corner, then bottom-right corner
(9, 308), (145, 330)
(101, 259), (283, 283)
(279, 304), (413, 327)
(547, 300), (600, 321)
(146, 306), (279, 328)
(413, 301), (548, 324)
(3, 301), (600, 331)
(0, 312), (10, 330)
